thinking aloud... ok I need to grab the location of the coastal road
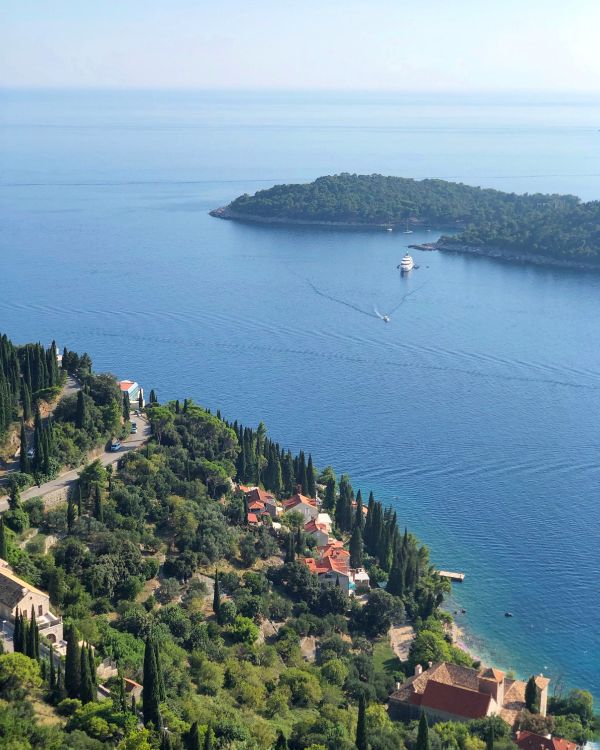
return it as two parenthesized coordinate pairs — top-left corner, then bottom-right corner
(0, 413), (151, 512)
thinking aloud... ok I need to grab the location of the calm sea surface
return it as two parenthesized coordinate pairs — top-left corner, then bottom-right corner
(2, 90), (600, 698)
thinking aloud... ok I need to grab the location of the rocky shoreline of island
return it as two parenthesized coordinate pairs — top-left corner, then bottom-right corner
(211, 206), (600, 272)
(410, 240), (600, 272)
(209, 204), (424, 229)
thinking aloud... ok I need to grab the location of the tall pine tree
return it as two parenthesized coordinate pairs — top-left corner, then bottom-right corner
(142, 638), (163, 728)
(65, 624), (81, 699)
(356, 693), (368, 750)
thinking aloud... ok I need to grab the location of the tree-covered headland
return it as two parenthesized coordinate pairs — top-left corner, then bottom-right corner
(0, 334), (598, 749)
(214, 173), (600, 264)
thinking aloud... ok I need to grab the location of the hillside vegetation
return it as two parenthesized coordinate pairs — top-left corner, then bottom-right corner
(220, 174), (600, 263)
(0, 334), (597, 749)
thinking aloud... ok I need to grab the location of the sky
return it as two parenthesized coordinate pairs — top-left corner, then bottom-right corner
(2, 0), (600, 91)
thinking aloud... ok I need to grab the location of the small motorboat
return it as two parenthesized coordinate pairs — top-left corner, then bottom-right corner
(386, 226), (393, 232)
(382, 315), (390, 323)
(504, 612), (513, 618)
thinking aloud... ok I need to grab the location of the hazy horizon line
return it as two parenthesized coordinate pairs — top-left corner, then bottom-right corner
(3, 85), (600, 98)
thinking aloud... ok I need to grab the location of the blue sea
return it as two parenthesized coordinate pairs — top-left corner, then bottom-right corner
(2, 89), (600, 699)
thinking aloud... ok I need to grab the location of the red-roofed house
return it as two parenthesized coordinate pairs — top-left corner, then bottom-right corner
(302, 555), (352, 593)
(282, 491), (318, 522)
(411, 680), (495, 720)
(245, 487), (280, 518)
(247, 513), (260, 526)
(389, 662), (550, 725)
(516, 732), (579, 750)
(304, 519), (329, 546)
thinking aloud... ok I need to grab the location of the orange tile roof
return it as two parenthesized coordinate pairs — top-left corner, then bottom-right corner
(247, 513), (260, 524)
(248, 501), (265, 511)
(413, 680), (492, 719)
(282, 492), (317, 510)
(246, 487), (275, 505)
(119, 380), (136, 391)
(517, 732), (577, 750)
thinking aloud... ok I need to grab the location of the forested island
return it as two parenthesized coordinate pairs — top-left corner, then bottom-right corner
(0, 331), (598, 749)
(211, 174), (600, 268)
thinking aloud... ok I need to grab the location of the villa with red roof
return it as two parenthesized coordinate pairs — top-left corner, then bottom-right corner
(516, 732), (579, 750)
(389, 662), (550, 725)
(241, 486), (281, 521)
(282, 489), (318, 522)
(301, 537), (369, 596)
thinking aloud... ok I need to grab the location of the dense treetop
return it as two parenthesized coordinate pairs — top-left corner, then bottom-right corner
(221, 173), (600, 263)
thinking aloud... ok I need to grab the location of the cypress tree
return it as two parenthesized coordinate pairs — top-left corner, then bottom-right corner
(285, 533), (296, 563)
(295, 526), (304, 554)
(19, 422), (30, 474)
(203, 723), (215, 750)
(354, 490), (364, 531)
(282, 451), (295, 496)
(142, 638), (163, 728)
(356, 693), (368, 750)
(88, 645), (97, 691)
(93, 484), (104, 522)
(26, 605), (36, 659)
(0, 517), (8, 560)
(486, 719), (495, 750)
(274, 732), (288, 750)
(386, 553), (405, 598)
(117, 673), (127, 712)
(175, 399), (180, 414)
(65, 624), (81, 699)
(149, 389), (157, 405)
(18, 610), (28, 654)
(187, 720), (202, 750)
(153, 641), (166, 702)
(75, 390), (86, 429)
(416, 713), (430, 750)
(525, 676), (540, 713)
(21, 383), (32, 423)
(67, 496), (76, 533)
(306, 454), (316, 498)
(349, 525), (364, 569)
(123, 392), (130, 421)
(297, 452), (308, 495)
(13, 607), (20, 653)
(8, 481), (22, 511)
(49, 646), (56, 690)
(324, 476), (336, 511)
(80, 644), (95, 704)
(56, 659), (66, 701)
(213, 569), (221, 617)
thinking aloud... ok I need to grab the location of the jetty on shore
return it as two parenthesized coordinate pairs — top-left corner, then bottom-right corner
(438, 570), (465, 582)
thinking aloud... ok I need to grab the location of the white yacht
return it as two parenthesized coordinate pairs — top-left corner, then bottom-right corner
(400, 253), (414, 273)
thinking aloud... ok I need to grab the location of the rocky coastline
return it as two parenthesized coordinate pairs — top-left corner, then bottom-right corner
(209, 205), (416, 229)
(410, 240), (600, 272)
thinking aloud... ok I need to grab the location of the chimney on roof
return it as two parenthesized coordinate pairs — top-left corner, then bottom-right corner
(415, 664), (423, 676)
(427, 661), (433, 668)
(396, 681), (401, 691)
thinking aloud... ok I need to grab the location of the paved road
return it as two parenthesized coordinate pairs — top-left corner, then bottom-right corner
(0, 413), (151, 511)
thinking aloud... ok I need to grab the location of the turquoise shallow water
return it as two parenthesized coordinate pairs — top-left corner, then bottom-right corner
(1, 90), (600, 699)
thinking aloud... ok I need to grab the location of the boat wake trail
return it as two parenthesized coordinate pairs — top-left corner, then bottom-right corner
(305, 279), (379, 319)
(387, 282), (428, 317)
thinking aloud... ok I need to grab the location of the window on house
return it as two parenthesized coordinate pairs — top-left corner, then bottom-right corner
(38, 605), (43, 616)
